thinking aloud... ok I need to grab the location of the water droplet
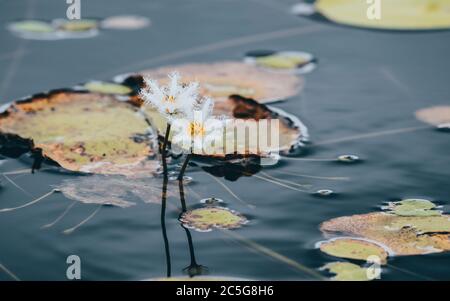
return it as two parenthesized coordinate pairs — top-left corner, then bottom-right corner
(200, 197), (224, 206)
(337, 155), (359, 163)
(315, 189), (334, 196)
(169, 175), (193, 183)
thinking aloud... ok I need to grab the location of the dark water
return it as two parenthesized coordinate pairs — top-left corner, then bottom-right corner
(0, 0), (450, 280)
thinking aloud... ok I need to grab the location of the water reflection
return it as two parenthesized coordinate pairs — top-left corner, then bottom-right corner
(159, 173), (208, 278)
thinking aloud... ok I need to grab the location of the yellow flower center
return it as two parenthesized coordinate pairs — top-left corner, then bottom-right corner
(188, 121), (206, 138)
(165, 95), (176, 103)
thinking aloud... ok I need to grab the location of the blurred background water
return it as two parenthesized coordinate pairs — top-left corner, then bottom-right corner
(0, 0), (449, 280)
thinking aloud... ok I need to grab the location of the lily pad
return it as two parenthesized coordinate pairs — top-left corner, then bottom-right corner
(83, 81), (133, 95)
(321, 262), (373, 281)
(9, 20), (54, 33)
(320, 212), (450, 256)
(318, 238), (388, 264)
(384, 199), (441, 217)
(101, 15), (150, 30)
(415, 106), (450, 126)
(315, 0), (450, 31)
(55, 19), (99, 32)
(140, 61), (303, 103)
(59, 174), (175, 208)
(0, 91), (157, 176)
(179, 207), (248, 232)
(245, 51), (317, 74)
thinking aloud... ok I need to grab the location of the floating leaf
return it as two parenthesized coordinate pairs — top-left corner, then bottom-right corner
(384, 199), (441, 217)
(9, 20), (54, 33)
(84, 82), (133, 95)
(55, 19), (98, 32)
(321, 212), (450, 256)
(318, 238), (388, 264)
(140, 61), (303, 103)
(321, 262), (373, 281)
(59, 174), (176, 207)
(315, 0), (450, 30)
(245, 51), (317, 74)
(101, 15), (150, 30)
(415, 106), (450, 126)
(388, 215), (450, 234)
(180, 207), (248, 232)
(0, 91), (157, 176)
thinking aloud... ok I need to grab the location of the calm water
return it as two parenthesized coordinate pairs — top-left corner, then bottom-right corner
(0, 0), (450, 280)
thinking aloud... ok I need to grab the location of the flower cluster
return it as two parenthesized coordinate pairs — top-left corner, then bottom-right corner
(140, 72), (224, 155)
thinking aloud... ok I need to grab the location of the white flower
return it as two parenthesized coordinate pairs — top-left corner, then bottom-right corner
(140, 72), (199, 123)
(172, 98), (224, 155)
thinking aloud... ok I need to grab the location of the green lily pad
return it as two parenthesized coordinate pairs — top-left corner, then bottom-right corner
(10, 20), (54, 33)
(84, 82), (133, 95)
(0, 91), (156, 176)
(319, 238), (388, 264)
(385, 199), (441, 217)
(179, 207), (248, 232)
(321, 262), (373, 281)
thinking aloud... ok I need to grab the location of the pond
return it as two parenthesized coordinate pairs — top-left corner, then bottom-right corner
(0, 0), (450, 281)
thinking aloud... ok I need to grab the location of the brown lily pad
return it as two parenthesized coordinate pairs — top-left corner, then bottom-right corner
(139, 61), (303, 103)
(0, 90), (157, 176)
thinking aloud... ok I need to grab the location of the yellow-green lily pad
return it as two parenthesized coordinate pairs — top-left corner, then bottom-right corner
(318, 238), (388, 264)
(0, 91), (156, 176)
(179, 207), (248, 232)
(10, 20), (54, 33)
(321, 212), (450, 256)
(384, 199), (441, 217)
(84, 82), (133, 95)
(56, 19), (98, 32)
(316, 0), (450, 31)
(321, 262), (373, 281)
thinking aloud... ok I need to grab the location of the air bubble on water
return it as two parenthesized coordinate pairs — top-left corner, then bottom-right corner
(315, 189), (334, 196)
(200, 197), (224, 206)
(169, 175), (193, 183)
